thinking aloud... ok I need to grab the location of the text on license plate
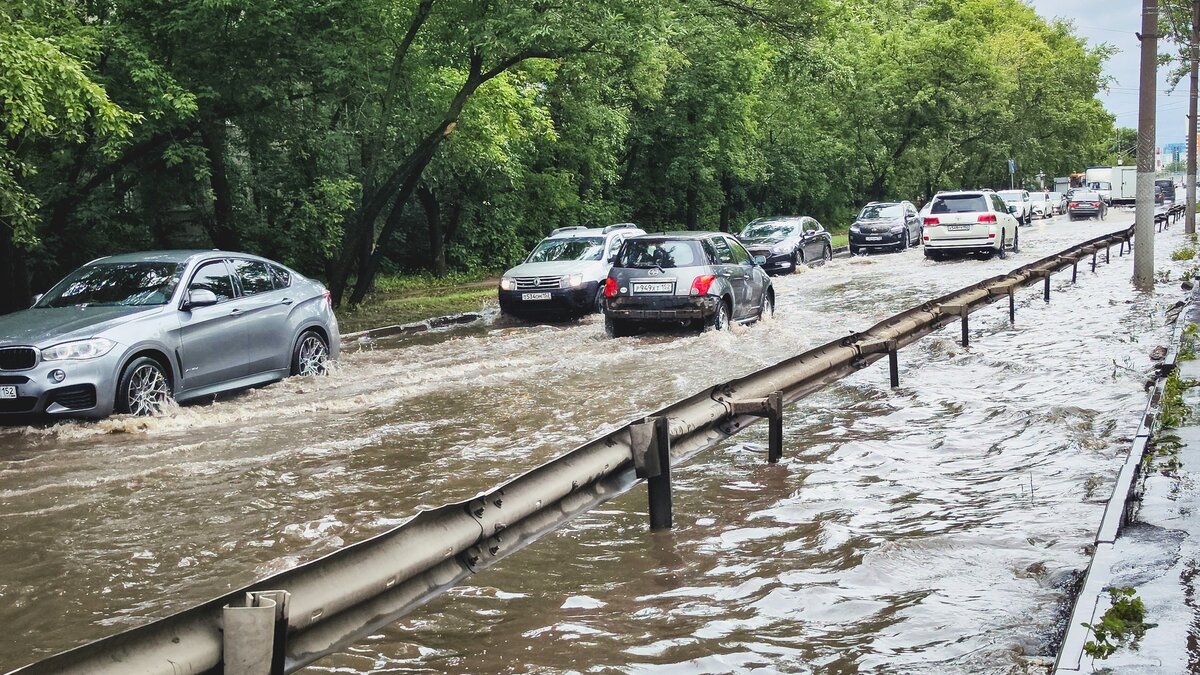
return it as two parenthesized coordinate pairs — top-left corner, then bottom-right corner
(633, 282), (674, 294)
(948, 225), (971, 231)
(0, 386), (16, 400)
(865, 236), (882, 241)
(521, 292), (552, 301)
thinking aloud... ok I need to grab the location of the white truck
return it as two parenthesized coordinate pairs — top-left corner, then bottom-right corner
(1111, 165), (1137, 205)
(1085, 166), (1113, 205)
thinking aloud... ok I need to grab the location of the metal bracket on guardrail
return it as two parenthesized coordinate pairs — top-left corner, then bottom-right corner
(630, 416), (672, 530)
(222, 590), (290, 675)
(942, 304), (969, 347)
(728, 391), (785, 463)
(855, 339), (900, 388)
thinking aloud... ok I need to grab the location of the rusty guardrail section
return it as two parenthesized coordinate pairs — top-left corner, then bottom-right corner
(9, 225), (1135, 675)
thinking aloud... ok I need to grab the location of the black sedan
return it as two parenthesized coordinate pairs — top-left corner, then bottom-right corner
(848, 201), (922, 254)
(1067, 191), (1107, 221)
(737, 217), (833, 275)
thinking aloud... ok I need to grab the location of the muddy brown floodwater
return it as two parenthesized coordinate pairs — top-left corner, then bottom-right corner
(0, 211), (1188, 673)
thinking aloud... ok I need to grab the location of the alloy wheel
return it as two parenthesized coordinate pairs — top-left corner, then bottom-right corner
(127, 364), (170, 417)
(297, 334), (329, 376)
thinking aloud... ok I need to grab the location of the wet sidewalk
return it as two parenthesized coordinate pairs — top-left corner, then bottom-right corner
(1057, 296), (1200, 673)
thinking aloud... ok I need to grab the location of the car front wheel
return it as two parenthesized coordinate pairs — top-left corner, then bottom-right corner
(292, 330), (330, 376)
(117, 356), (173, 417)
(759, 291), (774, 321)
(822, 244), (833, 262)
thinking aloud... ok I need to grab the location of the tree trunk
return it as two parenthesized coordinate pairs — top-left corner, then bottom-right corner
(0, 229), (32, 315)
(417, 185), (447, 276)
(199, 123), (241, 250)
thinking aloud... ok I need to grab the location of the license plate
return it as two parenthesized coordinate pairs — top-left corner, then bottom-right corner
(0, 386), (15, 400)
(521, 292), (551, 301)
(633, 282), (674, 294)
(948, 225), (971, 231)
(865, 236), (883, 242)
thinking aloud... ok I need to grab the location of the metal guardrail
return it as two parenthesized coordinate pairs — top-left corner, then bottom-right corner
(8, 225), (1136, 675)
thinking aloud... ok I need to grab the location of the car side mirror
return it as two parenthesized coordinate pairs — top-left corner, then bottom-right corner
(1008, 205), (1017, 214)
(753, 255), (767, 266)
(184, 288), (219, 310)
(607, 255), (618, 265)
(30, 293), (42, 307)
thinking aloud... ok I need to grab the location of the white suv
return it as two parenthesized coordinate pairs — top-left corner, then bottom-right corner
(996, 189), (1032, 225)
(922, 190), (1020, 261)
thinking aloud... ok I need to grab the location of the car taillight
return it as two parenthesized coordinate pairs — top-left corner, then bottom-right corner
(923, 217), (940, 226)
(978, 214), (996, 223)
(1091, 202), (1100, 207)
(323, 289), (332, 307)
(690, 275), (716, 296)
(1069, 202), (1078, 208)
(604, 276), (619, 298)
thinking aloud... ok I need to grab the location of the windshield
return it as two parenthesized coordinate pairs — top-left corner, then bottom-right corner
(526, 237), (605, 263)
(931, 194), (988, 214)
(858, 204), (903, 220)
(37, 261), (184, 308)
(1088, 182), (1112, 190)
(740, 220), (799, 238)
(617, 240), (704, 269)
(997, 191), (1023, 202)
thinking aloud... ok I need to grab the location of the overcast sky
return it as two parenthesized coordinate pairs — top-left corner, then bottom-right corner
(1027, 0), (1187, 149)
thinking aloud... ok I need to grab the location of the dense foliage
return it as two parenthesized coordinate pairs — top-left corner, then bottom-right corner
(0, 0), (1116, 311)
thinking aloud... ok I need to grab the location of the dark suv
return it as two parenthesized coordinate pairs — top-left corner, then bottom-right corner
(603, 232), (774, 337)
(737, 216), (833, 274)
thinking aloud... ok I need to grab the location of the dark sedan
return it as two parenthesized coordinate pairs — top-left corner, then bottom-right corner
(848, 201), (922, 254)
(737, 216), (833, 275)
(603, 232), (774, 337)
(1067, 191), (1108, 221)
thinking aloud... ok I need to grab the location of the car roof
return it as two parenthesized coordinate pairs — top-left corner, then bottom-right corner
(546, 224), (643, 239)
(935, 190), (991, 198)
(91, 250), (276, 265)
(630, 231), (733, 240)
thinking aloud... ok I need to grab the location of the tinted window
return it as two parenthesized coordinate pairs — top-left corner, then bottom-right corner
(269, 264), (292, 289)
(932, 194), (988, 214)
(727, 237), (751, 264)
(859, 204), (903, 219)
(38, 262), (183, 308)
(741, 220), (799, 238)
(617, 240), (704, 268)
(991, 195), (1007, 213)
(527, 237), (605, 263)
(189, 261), (236, 302)
(233, 260), (273, 296)
(710, 237), (737, 264)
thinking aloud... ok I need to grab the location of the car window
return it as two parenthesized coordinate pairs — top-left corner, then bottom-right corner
(189, 261), (236, 302)
(992, 195), (1007, 213)
(527, 237), (605, 263)
(803, 220), (821, 233)
(37, 262), (183, 308)
(617, 240), (704, 268)
(607, 236), (625, 258)
(726, 237), (752, 264)
(859, 204), (903, 219)
(269, 264), (292, 289)
(933, 194), (989, 214)
(232, 260), (274, 296)
(710, 237), (737, 264)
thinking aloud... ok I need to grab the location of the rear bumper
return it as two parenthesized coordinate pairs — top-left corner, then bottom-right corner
(924, 235), (999, 251)
(604, 295), (718, 321)
(1068, 207), (1102, 218)
(499, 282), (599, 318)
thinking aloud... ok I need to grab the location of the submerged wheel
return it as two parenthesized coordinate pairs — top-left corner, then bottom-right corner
(1011, 227), (1020, 254)
(710, 299), (731, 331)
(996, 233), (1007, 259)
(292, 330), (330, 376)
(760, 291), (774, 321)
(822, 244), (833, 262)
(605, 315), (634, 338)
(117, 357), (172, 417)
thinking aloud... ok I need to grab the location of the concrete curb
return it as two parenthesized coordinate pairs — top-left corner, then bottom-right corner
(1053, 304), (1187, 673)
(341, 311), (485, 341)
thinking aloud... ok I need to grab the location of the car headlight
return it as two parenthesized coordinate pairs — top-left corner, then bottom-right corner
(41, 337), (116, 361)
(500, 277), (515, 291)
(566, 273), (584, 288)
(849, 225), (860, 233)
(889, 225), (904, 233)
(770, 243), (790, 254)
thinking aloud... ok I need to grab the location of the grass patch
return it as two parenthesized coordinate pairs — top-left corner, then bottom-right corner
(1082, 587), (1154, 660)
(1172, 245), (1196, 261)
(830, 232), (849, 249)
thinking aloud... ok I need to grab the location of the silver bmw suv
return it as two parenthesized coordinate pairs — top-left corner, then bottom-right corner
(0, 250), (339, 420)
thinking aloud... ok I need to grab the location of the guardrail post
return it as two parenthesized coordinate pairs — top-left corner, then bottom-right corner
(1072, 261), (1078, 284)
(1105, 244), (1111, 264)
(888, 347), (899, 388)
(1043, 274), (1050, 303)
(631, 417), (672, 530)
(728, 392), (785, 463)
(1008, 289), (1015, 323)
(223, 590), (290, 675)
(1091, 250), (1097, 272)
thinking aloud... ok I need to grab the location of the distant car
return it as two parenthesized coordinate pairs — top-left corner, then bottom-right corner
(1028, 191), (1060, 218)
(848, 201), (923, 254)
(922, 190), (1020, 260)
(499, 224), (644, 320)
(1067, 191), (1108, 221)
(1155, 179), (1176, 203)
(996, 189), (1033, 225)
(1155, 185), (1165, 205)
(0, 251), (338, 420)
(737, 216), (833, 274)
(603, 232), (774, 337)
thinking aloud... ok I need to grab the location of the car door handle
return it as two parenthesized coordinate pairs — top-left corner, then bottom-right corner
(229, 308), (242, 317)
(281, 297), (294, 305)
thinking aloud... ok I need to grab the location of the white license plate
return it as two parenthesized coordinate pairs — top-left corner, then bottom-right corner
(865, 236), (883, 241)
(633, 282), (674, 294)
(521, 292), (551, 301)
(948, 225), (971, 231)
(0, 386), (16, 400)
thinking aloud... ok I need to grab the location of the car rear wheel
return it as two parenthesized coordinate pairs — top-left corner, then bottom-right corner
(996, 233), (1007, 259)
(1011, 227), (1020, 254)
(292, 330), (330, 376)
(117, 357), (172, 417)
(709, 299), (731, 331)
(605, 315), (635, 338)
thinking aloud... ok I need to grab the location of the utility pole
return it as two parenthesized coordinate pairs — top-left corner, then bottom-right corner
(1188, 0), (1199, 235)
(1134, 0), (1158, 289)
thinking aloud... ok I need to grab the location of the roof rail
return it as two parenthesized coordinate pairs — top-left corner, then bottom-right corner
(549, 225), (588, 236)
(603, 223), (638, 233)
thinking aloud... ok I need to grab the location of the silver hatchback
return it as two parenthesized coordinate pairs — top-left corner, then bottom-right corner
(603, 232), (774, 337)
(0, 250), (339, 420)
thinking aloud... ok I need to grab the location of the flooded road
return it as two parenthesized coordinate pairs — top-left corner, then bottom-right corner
(0, 211), (1189, 672)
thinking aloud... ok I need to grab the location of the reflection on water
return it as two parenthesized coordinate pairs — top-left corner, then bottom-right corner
(0, 213), (1184, 672)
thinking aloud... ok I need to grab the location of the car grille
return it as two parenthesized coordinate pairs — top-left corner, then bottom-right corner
(0, 347), (37, 371)
(48, 385), (97, 410)
(514, 276), (562, 290)
(0, 397), (38, 414)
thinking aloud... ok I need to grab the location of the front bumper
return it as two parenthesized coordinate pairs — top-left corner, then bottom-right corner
(605, 295), (718, 322)
(499, 281), (600, 319)
(0, 348), (120, 419)
(849, 230), (906, 249)
(745, 249), (797, 274)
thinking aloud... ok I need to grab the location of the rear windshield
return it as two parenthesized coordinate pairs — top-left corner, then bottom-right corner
(617, 240), (705, 269)
(931, 194), (988, 214)
(1073, 192), (1101, 200)
(1088, 181), (1112, 190)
